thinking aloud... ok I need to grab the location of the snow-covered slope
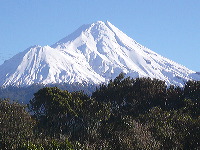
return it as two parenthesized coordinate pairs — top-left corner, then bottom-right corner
(0, 21), (199, 87)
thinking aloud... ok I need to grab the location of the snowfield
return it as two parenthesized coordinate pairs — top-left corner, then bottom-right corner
(0, 21), (199, 87)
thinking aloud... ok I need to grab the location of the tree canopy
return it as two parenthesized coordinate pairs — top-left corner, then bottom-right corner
(0, 74), (199, 149)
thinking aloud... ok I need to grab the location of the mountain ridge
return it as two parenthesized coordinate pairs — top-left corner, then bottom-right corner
(0, 21), (199, 87)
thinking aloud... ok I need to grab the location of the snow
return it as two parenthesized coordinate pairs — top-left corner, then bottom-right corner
(0, 21), (199, 87)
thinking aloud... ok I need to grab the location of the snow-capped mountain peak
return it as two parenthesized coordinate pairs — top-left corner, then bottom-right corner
(0, 21), (199, 87)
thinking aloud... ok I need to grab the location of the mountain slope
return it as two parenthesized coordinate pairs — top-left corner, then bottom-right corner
(0, 21), (199, 87)
(0, 45), (104, 86)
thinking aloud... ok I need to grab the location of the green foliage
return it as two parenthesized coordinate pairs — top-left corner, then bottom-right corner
(93, 73), (167, 116)
(0, 99), (35, 149)
(138, 107), (199, 149)
(183, 80), (200, 117)
(165, 85), (184, 110)
(18, 139), (79, 150)
(184, 80), (200, 100)
(29, 87), (83, 137)
(0, 74), (199, 149)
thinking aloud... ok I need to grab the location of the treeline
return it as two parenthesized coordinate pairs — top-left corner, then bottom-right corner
(0, 82), (97, 103)
(0, 73), (199, 149)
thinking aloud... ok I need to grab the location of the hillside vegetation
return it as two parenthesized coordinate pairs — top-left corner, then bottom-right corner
(0, 73), (199, 149)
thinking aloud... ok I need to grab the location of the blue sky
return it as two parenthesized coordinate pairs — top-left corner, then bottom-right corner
(0, 0), (199, 71)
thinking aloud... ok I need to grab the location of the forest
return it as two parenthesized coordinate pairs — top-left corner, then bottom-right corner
(0, 73), (199, 149)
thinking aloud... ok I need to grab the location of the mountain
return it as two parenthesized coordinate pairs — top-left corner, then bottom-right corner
(0, 21), (199, 87)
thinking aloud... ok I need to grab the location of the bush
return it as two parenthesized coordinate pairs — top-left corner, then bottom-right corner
(0, 99), (35, 149)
